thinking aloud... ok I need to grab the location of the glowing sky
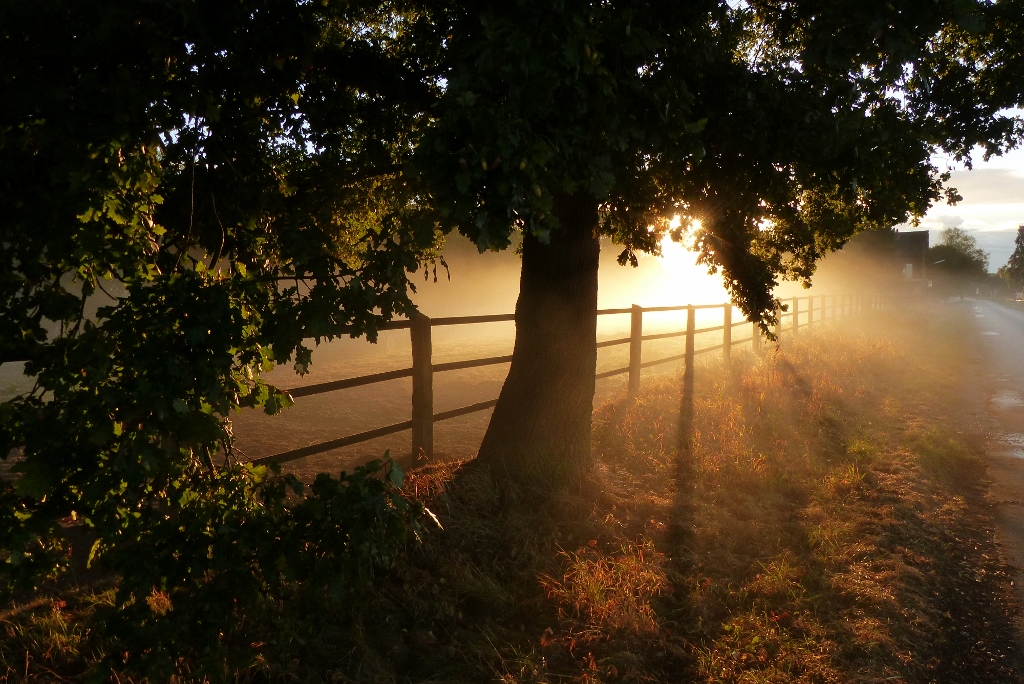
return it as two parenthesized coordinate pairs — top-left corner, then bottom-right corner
(921, 144), (1024, 271)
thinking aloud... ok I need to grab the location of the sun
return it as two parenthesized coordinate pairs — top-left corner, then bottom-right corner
(598, 215), (728, 312)
(646, 217), (727, 306)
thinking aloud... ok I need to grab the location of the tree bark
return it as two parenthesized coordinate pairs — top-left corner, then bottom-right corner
(476, 192), (600, 486)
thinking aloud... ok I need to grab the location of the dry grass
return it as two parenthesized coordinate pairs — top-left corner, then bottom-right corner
(2, 303), (1021, 682)
(0, 587), (115, 681)
(541, 538), (667, 637)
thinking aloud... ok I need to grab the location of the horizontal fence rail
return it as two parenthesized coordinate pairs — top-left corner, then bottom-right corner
(255, 292), (886, 466)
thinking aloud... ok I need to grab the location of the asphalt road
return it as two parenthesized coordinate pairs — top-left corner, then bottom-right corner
(972, 300), (1024, 459)
(970, 299), (1024, 623)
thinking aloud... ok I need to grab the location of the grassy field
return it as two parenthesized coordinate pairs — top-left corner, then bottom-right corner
(228, 306), (754, 475)
(3, 304), (1021, 682)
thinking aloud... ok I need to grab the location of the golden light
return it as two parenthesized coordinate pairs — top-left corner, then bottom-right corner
(650, 217), (726, 306)
(598, 215), (728, 314)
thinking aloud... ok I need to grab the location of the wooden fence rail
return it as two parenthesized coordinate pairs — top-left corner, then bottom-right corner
(254, 292), (892, 466)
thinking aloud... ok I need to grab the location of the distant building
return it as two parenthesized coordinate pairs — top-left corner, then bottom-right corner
(894, 230), (929, 281)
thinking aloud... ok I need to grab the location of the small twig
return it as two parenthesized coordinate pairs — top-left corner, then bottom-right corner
(95, 279), (123, 303)
(990, 499), (1024, 507)
(209, 190), (226, 268)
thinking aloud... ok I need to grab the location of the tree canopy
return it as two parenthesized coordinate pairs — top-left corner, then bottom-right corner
(998, 225), (1024, 291)
(1, 1), (441, 675)
(412, 0), (1023, 317)
(2, 0), (1024, 676)
(928, 227), (991, 292)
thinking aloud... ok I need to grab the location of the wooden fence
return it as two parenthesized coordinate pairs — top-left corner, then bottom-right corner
(253, 292), (896, 467)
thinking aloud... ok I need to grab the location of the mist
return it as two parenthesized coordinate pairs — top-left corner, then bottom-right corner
(0, 230), (899, 475)
(234, 231), (921, 473)
(232, 234), (740, 473)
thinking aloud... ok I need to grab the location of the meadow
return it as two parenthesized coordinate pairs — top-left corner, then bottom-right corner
(3, 303), (1019, 682)
(230, 305), (755, 475)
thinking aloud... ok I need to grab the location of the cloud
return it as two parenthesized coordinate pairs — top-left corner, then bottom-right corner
(920, 146), (1024, 269)
(945, 169), (1024, 205)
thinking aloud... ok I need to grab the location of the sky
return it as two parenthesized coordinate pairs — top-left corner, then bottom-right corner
(919, 144), (1024, 271)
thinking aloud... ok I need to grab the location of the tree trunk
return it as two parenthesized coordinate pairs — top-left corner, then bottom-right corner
(476, 192), (600, 486)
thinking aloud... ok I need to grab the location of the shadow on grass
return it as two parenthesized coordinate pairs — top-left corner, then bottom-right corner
(654, 343), (1022, 683)
(4, 311), (1021, 683)
(277, 311), (1021, 683)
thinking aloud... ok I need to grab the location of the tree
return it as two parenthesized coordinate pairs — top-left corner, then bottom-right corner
(928, 227), (990, 295)
(998, 226), (1024, 293)
(935, 227), (990, 271)
(410, 0), (1024, 482)
(0, 1), (442, 675)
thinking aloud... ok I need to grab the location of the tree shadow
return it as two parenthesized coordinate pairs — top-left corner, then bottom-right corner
(659, 347), (1023, 682)
(270, 340), (1022, 683)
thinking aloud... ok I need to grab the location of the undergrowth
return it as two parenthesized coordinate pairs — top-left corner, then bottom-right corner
(2, 305), (1021, 682)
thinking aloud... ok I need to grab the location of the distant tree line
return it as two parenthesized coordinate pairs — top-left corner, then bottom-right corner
(999, 226), (1024, 295)
(928, 227), (990, 296)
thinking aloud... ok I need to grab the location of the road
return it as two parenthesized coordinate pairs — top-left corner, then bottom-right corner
(970, 299), (1024, 621)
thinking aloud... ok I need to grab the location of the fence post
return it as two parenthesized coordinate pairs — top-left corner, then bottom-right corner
(628, 304), (643, 397)
(792, 296), (800, 336)
(752, 322), (762, 355)
(773, 304), (782, 344)
(410, 312), (433, 457)
(723, 304), (732, 367)
(807, 296), (813, 331)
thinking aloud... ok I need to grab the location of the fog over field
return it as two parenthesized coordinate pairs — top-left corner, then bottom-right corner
(233, 234), (749, 473)
(6, 146), (1021, 475)
(235, 220), (912, 476)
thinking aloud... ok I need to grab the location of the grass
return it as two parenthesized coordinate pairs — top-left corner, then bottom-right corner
(2, 303), (1021, 682)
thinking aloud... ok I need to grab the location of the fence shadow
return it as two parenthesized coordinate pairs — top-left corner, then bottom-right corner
(255, 293), (882, 472)
(657, 327), (1021, 683)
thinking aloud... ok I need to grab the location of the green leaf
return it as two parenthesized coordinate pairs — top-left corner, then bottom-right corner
(389, 459), (404, 487)
(12, 459), (53, 498)
(685, 118), (708, 134)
